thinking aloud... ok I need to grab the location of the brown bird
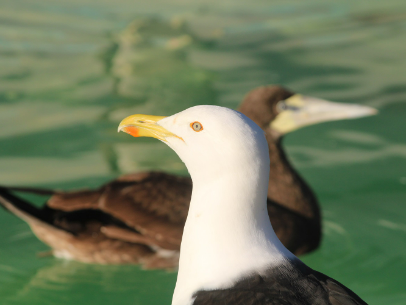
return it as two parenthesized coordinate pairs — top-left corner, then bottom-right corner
(0, 86), (376, 268)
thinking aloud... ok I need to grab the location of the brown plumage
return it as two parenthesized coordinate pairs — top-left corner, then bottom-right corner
(0, 86), (321, 268)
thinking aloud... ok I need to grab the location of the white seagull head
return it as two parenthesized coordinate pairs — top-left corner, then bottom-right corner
(118, 105), (270, 184)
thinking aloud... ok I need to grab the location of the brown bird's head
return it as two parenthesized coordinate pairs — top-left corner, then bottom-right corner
(238, 85), (377, 139)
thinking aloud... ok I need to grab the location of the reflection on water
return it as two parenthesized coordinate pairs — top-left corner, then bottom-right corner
(0, 0), (406, 304)
(288, 131), (406, 168)
(104, 18), (217, 112)
(0, 259), (177, 305)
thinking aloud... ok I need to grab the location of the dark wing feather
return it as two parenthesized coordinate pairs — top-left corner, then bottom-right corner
(193, 261), (368, 305)
(311, 271), (368, 305)
(47, 172), (191, 249)
(0, 186), (175, 266)
(48, 172), (191, 224)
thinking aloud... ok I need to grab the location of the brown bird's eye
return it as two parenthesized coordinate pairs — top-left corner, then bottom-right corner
(276, 100), (288, 113)
(190, 121), (203, 132)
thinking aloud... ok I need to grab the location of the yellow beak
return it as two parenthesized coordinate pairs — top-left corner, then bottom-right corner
(118, 114), (182, 142)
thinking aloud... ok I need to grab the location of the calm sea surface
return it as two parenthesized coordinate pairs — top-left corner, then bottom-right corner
(0, 0), (405, 304)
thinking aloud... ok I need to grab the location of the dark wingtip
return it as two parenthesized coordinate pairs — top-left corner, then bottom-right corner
(0, 187), (44, 221)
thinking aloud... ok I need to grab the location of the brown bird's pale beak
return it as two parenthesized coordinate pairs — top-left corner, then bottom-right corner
(271, 94), (378, 134)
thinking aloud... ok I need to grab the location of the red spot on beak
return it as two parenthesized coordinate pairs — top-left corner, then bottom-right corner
(122, 126), (140, 137)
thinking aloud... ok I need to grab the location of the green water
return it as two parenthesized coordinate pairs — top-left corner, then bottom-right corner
(0, 0), (405, 304)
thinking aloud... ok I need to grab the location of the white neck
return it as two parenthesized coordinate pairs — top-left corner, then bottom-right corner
(172, 158), (294, 305)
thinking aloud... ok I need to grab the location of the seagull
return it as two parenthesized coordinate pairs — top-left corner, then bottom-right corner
(0, 86), (376, 267)
(118, 105), (368, 305)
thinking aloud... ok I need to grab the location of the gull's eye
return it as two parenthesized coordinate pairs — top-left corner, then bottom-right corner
(190, 121), (203, 132)
(276, 100), (288, 113)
